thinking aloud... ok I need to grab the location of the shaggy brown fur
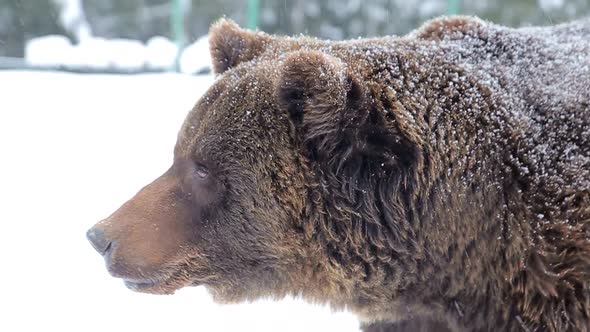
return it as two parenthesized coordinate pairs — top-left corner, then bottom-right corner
(88, 16), (590, 331)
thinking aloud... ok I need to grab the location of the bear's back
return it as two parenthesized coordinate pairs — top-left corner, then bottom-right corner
(411, 17), (590, 198)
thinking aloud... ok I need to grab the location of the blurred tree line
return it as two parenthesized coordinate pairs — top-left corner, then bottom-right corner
(1, 0), (589, 57)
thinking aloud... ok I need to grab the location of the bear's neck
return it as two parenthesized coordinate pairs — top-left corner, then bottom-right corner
(305, 155), (534, 330)
(298, 84), (535, 329)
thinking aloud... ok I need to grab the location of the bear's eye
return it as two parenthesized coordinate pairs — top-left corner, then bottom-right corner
(194, 164), (209, 180)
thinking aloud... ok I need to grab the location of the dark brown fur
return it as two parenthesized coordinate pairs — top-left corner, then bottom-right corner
(88, 16), (590, 331)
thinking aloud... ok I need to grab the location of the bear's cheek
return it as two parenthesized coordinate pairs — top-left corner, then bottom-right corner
(191, 204), (301, 287)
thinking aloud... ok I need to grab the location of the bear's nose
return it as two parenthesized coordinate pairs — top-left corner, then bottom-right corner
(86, 226), (112, 256)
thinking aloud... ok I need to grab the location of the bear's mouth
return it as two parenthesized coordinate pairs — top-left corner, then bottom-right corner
(122, 278), (171, 294)
(124, 279), (158, 291)
(122, 269), (191, 294)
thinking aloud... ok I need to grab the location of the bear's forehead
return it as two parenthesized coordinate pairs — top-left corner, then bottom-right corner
(174, 63), (289, 161)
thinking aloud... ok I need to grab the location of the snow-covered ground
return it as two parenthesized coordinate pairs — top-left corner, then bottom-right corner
(0, 71), (359, 332)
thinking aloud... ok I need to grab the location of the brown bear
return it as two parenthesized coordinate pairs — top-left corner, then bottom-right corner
(87, 16), (590, 331)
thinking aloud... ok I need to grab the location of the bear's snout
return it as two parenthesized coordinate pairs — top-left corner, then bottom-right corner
(86, 172), (200, 294)
(86, 225), (112, 256)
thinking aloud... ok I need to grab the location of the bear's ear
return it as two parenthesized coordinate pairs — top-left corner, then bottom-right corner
(277, 50), (421, 170)
(208, 18), (270, 75)
(276, 50), (367, 161)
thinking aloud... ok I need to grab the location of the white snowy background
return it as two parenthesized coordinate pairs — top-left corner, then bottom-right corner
(0, 71), (360, 332)
(1, 1), (581, 330)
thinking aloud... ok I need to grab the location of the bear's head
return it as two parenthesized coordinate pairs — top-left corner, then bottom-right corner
(87, 19), (428, 308)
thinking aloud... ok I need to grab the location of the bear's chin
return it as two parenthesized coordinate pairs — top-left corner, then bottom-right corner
(205, 285), (247, 304)
(205, 283), (282, 305)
